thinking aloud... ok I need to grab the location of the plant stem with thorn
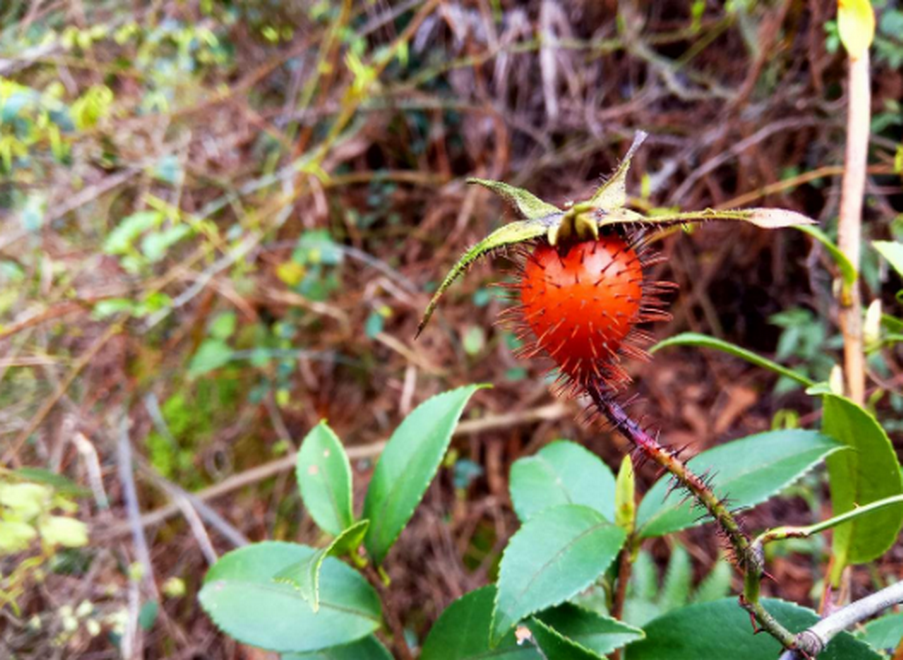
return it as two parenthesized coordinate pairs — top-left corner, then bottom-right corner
(587, 380), (798, 649)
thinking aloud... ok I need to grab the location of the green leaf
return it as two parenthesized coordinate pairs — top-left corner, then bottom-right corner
(37, 516), (89, 547)
(103, 211), (163, 255)
(525, 618), (600, 660)
(838, 0), (876, 59)
(416, 220), (550, 337)
(598, 207), (815, 230)
(651, 333), (814, 387)
(138, 600), (159, 630)
(141, 224), (191, 262)
(823, 394), (903, 575)
(614, 455), (636, 531)
(273, 520), (369, 612)
(534, 603), (644, 656)
(509, 440), (616, 523)
(12, 468), (90, 497)
(199, 542), (381, 653)
(636, 430), (842, 538)
(627, 598), (880, 660)
(188, 339), (234, 377)
(467, 178), (561, 220)
(589, 131), (647, 210)
(208, 312), (237, 340)
(799, 225), (857, 286)
(296, 422), (354, 537)
(491, 504), (626, 645)
(659, 545), (691, 610)
(295, 230), (344, 266)
(282, 636), (392, 660)
(0, 482), (51, 519)
(422, 588), (642, 660)
(421, 586), (543, 660)
(873, 240), (903, 278)
(363, 385), (484, 564)
(691, 559), (733, 604)
(858, 612), (903, 653)
(0, 520), (37, 552)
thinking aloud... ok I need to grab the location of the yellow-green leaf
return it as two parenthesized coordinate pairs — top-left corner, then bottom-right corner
(38, 516), (89, 547)
(0, 520), (37, 552)
(838, 0), (875, 60)
(0, 483), (51, 520)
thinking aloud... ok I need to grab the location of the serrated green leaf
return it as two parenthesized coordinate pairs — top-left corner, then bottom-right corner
(422, 588), (642, 660)
(491, 504), (626, 645)
(631, 550), (658, 601)
(273, 520), (369, 612)
(526, 617), (600, 660)
(199, 542), (381, 653)
(692, 559), (733, 604)
(636, 430), (842, 538)
(416, 220), (549, 336)
(363, 385), (484, 564)
(509, 440), (616, 523)
(651, 333), (814, 387)
(857, 612), (903, 653)
(659, 545), (691, 610)
(823, 394), (903, 577)
(534, 603), (644, 656)
(589, 131), (647, 210)
(282, 636), (393, 660)
(467, 178), (561, 220)
(296, 422), (354, 537)
(598, 207), (815, 230)
(627, 598), (880, 660)
(873, 240), (903, 278)
(421, 586), (543, 660)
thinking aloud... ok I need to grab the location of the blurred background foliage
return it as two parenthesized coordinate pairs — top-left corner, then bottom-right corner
(1, 0), (902, 657)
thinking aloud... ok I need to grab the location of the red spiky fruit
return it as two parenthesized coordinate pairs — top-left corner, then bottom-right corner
(518, 235), (647, 386)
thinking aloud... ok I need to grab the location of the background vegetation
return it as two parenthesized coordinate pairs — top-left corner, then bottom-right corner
(2, 0), (903, 658)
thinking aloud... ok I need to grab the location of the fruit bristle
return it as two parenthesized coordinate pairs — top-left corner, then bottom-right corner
(507, 232), (673, 390)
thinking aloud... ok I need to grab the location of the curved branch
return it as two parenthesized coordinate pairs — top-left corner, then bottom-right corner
(778, 580), (903, 659)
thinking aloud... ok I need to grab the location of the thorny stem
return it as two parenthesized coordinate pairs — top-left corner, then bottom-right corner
(586, 380), (798, 650)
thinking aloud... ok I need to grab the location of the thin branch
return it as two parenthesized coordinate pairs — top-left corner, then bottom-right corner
(100, 402), (569, 538)
(779, 580), (903, 659)
(837, 48), (871, 405)
(116, 415), (159, 601)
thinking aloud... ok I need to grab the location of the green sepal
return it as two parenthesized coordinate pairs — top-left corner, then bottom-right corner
(416, 219), (551, 336)
(596, 207), (815, 230)
(589, 131), (648, 210)
(467, 178), (561, 220)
